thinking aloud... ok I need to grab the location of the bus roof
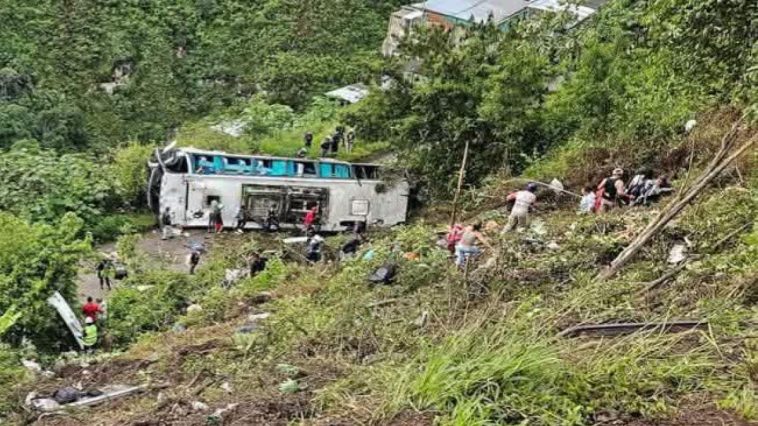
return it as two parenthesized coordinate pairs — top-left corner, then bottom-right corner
(178, 146), (379, 167)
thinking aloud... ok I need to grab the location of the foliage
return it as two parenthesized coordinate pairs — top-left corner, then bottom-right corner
(0, 212), (90, 352)
(0, 0), (401, 151)
(112, 142), (155, 205)
(0, 146), (123, 228)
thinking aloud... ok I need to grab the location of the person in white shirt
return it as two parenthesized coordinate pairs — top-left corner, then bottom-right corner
(578, 186), (596, 214)
(502, 183), (538, 232)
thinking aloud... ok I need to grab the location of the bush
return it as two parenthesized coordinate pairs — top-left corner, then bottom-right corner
(111, 142), (155, 206)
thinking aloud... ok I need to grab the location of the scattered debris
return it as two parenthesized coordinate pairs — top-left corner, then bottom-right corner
(684, 119), (698, 133)
(667, 244), (688, 264)
(278, 378), (302, 394)
(220, 382), (233, 393)
(28, 385), (145, 412)
(366, 299), (398, 308)
(248, 312), (271, 322)
(21, 359), (42, 373)
(413, 311), (429, 328)
(187, 304), (203, 314)
(191, 400), (209, 412)
(250, 292), (273, 305)
(223, 268), (247, 287)
(276, 363), (300, 378)
(558, 320), (707, 338)
(208, 403), (239, 423)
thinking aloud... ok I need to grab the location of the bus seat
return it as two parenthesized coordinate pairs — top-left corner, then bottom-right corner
(270, 160), (287, 176)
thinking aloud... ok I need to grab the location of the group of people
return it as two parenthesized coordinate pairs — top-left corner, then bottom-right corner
(448, 167), (673, 268)
(81, 296), (106, 352)
(579, 167), (673, 214)
(298, 126), (356, 158)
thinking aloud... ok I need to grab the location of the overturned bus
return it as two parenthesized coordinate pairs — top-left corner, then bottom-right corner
(147, 147), (409, 231)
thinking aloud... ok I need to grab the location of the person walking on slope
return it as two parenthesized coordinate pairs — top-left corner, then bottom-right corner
(455, 222), (492, 267)
(188, 249), (201, 275)
(235, 206), (247, 234)
(597, 168), (630, 213)
(502, 183), (538, 232)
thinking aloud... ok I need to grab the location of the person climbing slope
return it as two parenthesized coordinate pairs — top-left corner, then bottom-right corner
(82, 316), (98, 353)
(455, 222), (492, 267)
(502, 183), (538, 232)
(596, 168), (631, 212)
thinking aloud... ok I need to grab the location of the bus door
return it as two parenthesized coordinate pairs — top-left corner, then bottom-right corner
(283, 186), (328, 225)
(242, 184), (287, 223)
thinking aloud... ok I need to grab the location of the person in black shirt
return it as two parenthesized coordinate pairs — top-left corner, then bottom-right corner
(249, 251), (268, 277)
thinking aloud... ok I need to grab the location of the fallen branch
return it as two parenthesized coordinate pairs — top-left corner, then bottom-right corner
(598, 121), (757, 280)
(557, 320), (707, 338)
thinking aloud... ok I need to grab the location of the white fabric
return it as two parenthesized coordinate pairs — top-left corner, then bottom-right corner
(510, 191), (536, 217)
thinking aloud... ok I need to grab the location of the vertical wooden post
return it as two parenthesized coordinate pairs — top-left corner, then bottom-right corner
(450, 139), (470, 227)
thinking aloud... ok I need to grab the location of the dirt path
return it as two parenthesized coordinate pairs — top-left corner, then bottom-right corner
(76, 229), (216, 302)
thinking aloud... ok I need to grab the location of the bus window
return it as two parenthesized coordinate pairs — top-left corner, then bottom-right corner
(295, 161), (317, 177)
(194, 155), (216, 174)
(166, 155), (188, 173)
(224, 157), (248, 174)
(270, 160), (286, 176)
(364, 166), (379, 179)
(334, 164), (350, 178)
(319, 163), (333, 178)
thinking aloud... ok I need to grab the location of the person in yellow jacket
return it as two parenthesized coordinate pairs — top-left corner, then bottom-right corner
(82, 316), (98, 352)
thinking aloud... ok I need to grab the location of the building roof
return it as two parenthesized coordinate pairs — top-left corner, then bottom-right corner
(413, 0), (532, 24)
(527, 0), (597, 22)
(325, 84), (370, 104)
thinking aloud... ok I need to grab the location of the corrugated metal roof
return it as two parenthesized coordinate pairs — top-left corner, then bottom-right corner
(527, 0), (597, 22)
(419, 0), (531, 24)
(325, 84), (370, 104)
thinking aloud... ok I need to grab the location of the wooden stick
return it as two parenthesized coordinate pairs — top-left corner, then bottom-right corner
(450, 139), (470, 227)
(635, 260), (690, 297)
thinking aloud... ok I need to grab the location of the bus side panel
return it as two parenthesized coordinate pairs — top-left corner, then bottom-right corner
(160, 173), (188, 225)
(183, 176), (245, 228)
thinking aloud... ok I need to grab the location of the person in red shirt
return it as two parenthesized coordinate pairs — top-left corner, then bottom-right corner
(303, 205), (318, 232)
(82, 296), (102, 321)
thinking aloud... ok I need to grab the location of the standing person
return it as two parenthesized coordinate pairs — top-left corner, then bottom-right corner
(207, 202), (217, 233)
(264, 204), (279, 232)
(161, 207), (173, 240)
(296, 147), (308, 158)
(82, 316), (98, 353)
(303, 204), (319, 232)
(188, 249), (201, 275)
(82, 297), (102, 322)
(455, 222), (491, 267)
(305, 227), (325, 263)
(101, 260), (114, 291)
(330, 132), (341, 155)
(597, 168), (630, 213)
(320, 138), (331, 157)
(235, 206), (247, 234)
(304, 131), (313, 148)
(502, 183), (538, 232)
(212, 201), (225, 233)
(95, 258), (108, 290)
(345, 129), (355, 153)
(578, 186), (596, 214)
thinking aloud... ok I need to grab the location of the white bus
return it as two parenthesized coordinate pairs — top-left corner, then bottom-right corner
(147, 147), (409, 231)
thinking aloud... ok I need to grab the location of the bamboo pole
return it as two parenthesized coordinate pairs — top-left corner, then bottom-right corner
(450, 139), (470, 227)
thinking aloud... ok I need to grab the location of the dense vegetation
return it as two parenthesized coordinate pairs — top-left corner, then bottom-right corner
(0, 0), (756, 423)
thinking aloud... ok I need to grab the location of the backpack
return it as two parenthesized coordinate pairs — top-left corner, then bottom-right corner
(603, 177), (618, 200)
(368, 262), (397, 284)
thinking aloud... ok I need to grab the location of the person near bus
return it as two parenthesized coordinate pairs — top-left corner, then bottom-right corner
(502, 183), (538, 232)
(303, 204), (319, 232)
(161, 207), (173, 240)
(345, 129), (355, 153)
(305, 227), (325, 262)
(235, 206), (247, 234)
(304, 131), (313, 148)
(82, 316), (98, 352)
